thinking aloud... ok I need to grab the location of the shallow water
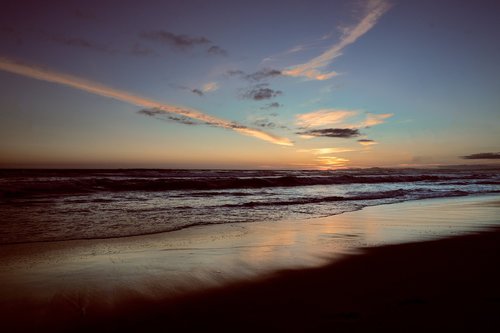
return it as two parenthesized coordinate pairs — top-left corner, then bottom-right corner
(1, 195), (499, 302)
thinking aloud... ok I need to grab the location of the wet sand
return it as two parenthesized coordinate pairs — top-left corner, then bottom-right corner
(1, 195), (500, 331)
(105, 227), (500, 332)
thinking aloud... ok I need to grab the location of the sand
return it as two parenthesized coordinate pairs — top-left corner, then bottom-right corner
(1, 194), (499, 331)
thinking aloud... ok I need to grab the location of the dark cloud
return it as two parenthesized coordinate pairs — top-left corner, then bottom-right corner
(137, 108), (200, 125)
(357, 139), (375, 143)
(461, 152), (500, 160)
(260, 102), (282, 110)
(207, 45), (228, 56)
(227, 68), (282, 81)
(253, 119), (289, 129)
(246, 68), (282, 81)
(52, 36), (114, 53)
(254, 120), (277, 129)
(242, 84), (283, 100)
(191, 89), (204, 96)
(297, 128), (361, 138)
(140, 30), (210, 49)
(138, 108), (253, 130)
(227, 122), (247, 129)
(174, 85), (205, 97)
(140, 30), (226, 56)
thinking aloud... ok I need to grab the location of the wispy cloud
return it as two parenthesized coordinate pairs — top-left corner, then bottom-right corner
(227, 69), (245, 76)
(227, 68), (282, 81)
(207, 45), (228, 56)
(260, 102), (282, 110)
(283, 0), (391, 80)
(461, 152), (500, 160)
(140, 30), (227, 55)
(140, 30), (210, 49)
(356, 113), (393, 128)
(296, 109), (357, 127)
(202, 81), (219, 93)
(0, 57), (293, 146)
(296, 128), (361, 138)
(177, 82), (219, 96)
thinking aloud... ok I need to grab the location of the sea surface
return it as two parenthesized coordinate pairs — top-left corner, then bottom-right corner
(0, 167), (499, 244)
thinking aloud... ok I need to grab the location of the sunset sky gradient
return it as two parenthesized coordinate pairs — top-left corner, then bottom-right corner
(1, 0), (499, 168)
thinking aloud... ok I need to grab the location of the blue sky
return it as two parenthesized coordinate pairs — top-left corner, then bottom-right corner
(0, 0), (499, 168)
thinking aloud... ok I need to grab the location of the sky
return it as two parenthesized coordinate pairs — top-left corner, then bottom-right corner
(0, 0), (499, 169)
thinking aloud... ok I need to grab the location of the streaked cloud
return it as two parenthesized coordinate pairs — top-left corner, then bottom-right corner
(283, 0), (390, 80)
(461, 152), (500, 159)
(357, 139), (378, 146)
(0, 57), (293, 146)
(296, 109), (357, 127)
(138, 108), (200, 125)
(296, 128), (360, 138)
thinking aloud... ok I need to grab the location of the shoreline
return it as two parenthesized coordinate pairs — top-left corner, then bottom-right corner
(1, 194), (500, 331)
(1, 192), (494, 247)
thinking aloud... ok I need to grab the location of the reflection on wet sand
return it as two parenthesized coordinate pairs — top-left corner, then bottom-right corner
(0, 195), (499, 305)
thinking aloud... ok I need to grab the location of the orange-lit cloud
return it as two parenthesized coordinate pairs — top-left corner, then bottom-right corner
(297, 109), (393, 131)
(0, 57), (292, 146)
(316, 155), (349, 167)
(296, 109), (358, 127)
(299, 147), (356, 155)
(283, 0), (390, 80)
(356, 113), (393, 128)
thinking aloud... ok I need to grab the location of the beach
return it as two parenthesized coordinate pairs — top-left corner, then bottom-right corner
(1, 194), (500, 331)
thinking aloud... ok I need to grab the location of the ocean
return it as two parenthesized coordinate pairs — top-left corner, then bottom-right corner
(1, 167), (499, 244)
